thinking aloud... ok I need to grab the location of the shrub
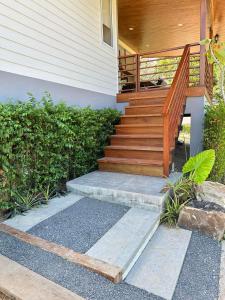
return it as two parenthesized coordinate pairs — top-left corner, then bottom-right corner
(204, 101), (225, 183)
(0, 93), (120, 215)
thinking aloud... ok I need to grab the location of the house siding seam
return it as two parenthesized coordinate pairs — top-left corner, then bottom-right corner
(0, 0), (118, 96)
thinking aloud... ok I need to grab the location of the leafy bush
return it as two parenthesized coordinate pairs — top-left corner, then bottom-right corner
(0, 93), (120, 215)
(204, 101), (225, 183)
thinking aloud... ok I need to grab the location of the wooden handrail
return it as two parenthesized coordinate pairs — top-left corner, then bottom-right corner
(118, 42), (199, 59)
(163, 45), (190, 176)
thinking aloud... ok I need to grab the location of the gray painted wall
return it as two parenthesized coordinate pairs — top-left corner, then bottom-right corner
(185, 96), (206, 156)
(0, 71), (117, 109)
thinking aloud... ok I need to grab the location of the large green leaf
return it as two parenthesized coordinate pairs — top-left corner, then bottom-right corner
(182, 150), (215, 184)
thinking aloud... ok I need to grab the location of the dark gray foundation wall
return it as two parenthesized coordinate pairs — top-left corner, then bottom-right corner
(185, 96), (206, 156)
(0, 71), (117, 109)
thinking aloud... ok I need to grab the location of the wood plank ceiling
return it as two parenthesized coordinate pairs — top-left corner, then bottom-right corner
(118, 0), (225, 53)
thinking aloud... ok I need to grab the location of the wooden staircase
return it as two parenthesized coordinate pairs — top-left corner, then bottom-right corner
(98, 91), (171, 176)
(98, 45), (191, 177)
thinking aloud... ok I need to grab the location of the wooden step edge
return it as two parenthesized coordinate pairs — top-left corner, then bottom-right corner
(105, 145), (164, 151)
(98, 157), (164, 166)
(110, 134), (164, 139)
(115, 124), (164, 128)
(121, 114), (162, 118)
(125, 104), (164, 109)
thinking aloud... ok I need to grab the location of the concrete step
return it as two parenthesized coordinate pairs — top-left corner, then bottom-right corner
(87, 207), (160, 279)
(67, 171), (181, 211)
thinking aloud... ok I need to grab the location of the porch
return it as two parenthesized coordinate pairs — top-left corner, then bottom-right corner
(98, 0), (216, 177)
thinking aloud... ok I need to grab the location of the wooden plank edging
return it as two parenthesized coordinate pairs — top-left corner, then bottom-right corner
(0, 224), (122, 283)
(0, 255), (84, 300)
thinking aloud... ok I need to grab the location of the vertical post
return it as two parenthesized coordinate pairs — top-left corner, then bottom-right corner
(136, 54), (140, 92)
(200, 0), (207, 86)
(163, 115), (170, 177)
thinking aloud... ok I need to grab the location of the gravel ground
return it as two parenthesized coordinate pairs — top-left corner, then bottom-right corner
(173, 231), (221, 300)
(0, 232), (162, 300)
(28, 197), (129, 253)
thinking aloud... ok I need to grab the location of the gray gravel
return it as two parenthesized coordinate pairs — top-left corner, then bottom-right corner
(0, 232), (163, 300)
(28, 197), (129, 253)
(173, 231), (221, 300)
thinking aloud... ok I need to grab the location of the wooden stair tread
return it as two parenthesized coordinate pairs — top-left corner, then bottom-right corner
(125, 104), (164, 109)
(121, 114), (162, 118)
(115, 124), (163, 128)
(105, 145), (164, 151)
(111, 134), (163, 139)
(98, 157), (163, 166)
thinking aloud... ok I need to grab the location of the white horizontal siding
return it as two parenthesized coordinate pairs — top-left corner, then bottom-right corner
(0, 0), (118, 95)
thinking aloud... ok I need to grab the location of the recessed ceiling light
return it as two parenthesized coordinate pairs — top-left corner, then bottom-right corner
(178, 23), (183, 27)
(129, 27), (134, 31)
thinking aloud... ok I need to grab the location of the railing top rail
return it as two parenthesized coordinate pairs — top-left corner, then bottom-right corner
(118, 42), (199, 59)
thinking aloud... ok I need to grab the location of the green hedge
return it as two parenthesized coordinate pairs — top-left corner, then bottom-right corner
(0, 93), (120, 214)
(204, 100), (225, 183)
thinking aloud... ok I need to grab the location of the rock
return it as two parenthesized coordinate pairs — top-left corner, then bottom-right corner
(196, 181), (225, 209)
(178, 206), (225, 241)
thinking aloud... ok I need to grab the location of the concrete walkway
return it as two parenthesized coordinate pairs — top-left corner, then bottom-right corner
(0, 193), (223, 299)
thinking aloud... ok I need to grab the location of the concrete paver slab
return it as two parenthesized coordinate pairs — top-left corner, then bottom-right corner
(126, 225), (192, 300)
(4, 194), (83, 231)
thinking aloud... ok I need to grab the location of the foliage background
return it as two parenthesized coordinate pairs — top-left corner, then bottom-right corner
(0, 93), (120, 214)
(204, 65), (225, 183)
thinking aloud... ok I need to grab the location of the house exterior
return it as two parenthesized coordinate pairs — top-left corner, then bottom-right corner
(0, 0), (224, 177)
(0, 0), (118, 108)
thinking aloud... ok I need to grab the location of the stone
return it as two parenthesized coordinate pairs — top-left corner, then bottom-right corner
(196, 181), (225, 209)
(178, 206), (225, 241)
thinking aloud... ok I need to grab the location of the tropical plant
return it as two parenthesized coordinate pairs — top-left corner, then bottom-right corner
(201, 37), (225, 102)
(161, 149), (216, 225)
(160, 177), (194, 225)
(182, 149), (216, 184)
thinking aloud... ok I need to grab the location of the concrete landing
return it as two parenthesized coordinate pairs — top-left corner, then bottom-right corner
(87, 207), (160, 278)
(67, 171), (181, 211)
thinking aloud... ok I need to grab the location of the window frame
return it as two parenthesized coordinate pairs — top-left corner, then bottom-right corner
(100, 0), (114, 48)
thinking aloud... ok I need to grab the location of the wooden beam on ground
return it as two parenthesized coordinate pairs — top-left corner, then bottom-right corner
(0, 255), (84, 300)
(0, 224), (122, 283)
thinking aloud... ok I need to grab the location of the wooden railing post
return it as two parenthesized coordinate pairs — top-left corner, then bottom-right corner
(200, 0), (207, 86)
(163, 115), (170, 177)
(136, 54), (140, 92)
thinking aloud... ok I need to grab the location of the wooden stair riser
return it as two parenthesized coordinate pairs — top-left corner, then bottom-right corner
(121, 116), (163, 125)
(116, 126), (163, 135)
(129, 98), (165, 106)
(105, 148), (164, 160)
(125, 106), (163, 115)
(99, 162), (164, 177)
(111, 137), (163, 147)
